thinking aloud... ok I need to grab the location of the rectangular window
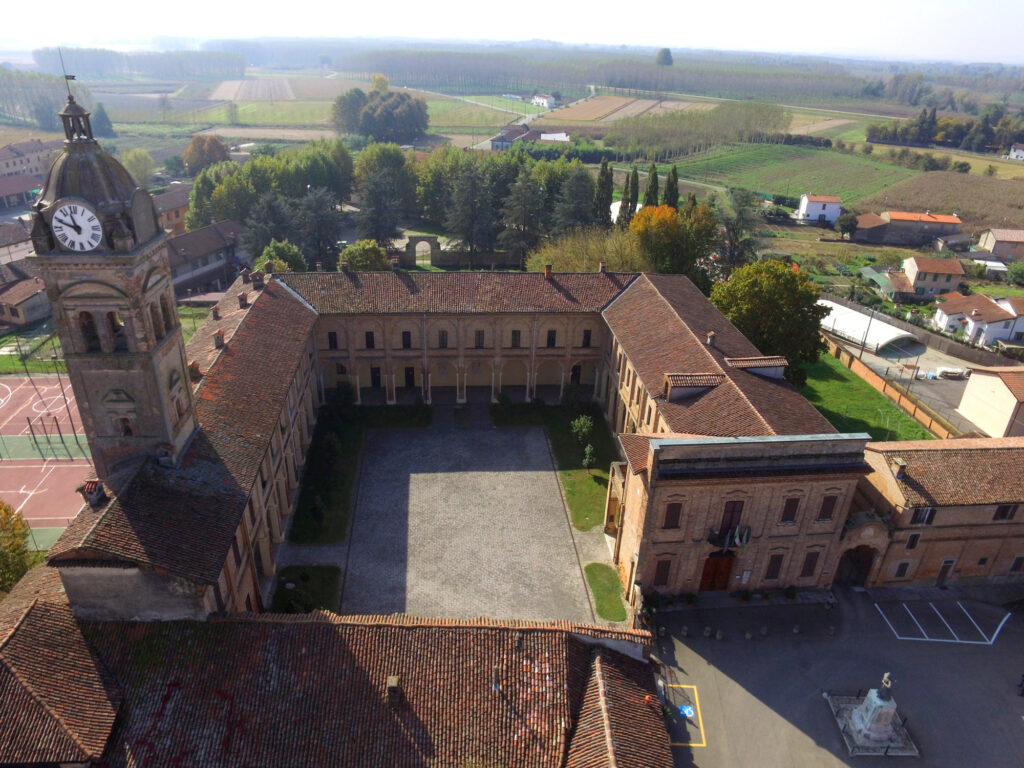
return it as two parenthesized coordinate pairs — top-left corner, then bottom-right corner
(511, 330), (521, 348)
(910, 507), (936, 525)
(817, 495), (838, 522)
(653, 559), (671, 587)
(546, 329), (557, 348)
(1011, 556), (1024, 573)
(365, 331), (375, 349)
(582, 329), (592, 348)
(780, 497), (799, 524)
(765, 554), (784, 581)
(719, 500), (743, 534)
(799, 551), (819, 579)
(402, 330), (411, 349)
(438, 330), (448, 349)
(663, 502), (681, 529)
(895, 562), (910, 578)
(945, 273), (952, 282)
(327, 331), (337, 350)
(906, 533), (920, 550)
(475, 330), (485, 348)
(994, 504), (1017, 521)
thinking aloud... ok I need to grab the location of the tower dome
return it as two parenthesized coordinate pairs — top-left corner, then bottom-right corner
(31, 95), (160, 255)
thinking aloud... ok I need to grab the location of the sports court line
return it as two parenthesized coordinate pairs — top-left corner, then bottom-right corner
(668, 684), (706, 748)
(875, 602), (1011, 645)
(13, 463), (56, 515)
(0, 379), (33, 432)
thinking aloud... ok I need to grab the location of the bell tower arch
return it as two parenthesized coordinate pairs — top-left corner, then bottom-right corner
(30, 95), (197, 478)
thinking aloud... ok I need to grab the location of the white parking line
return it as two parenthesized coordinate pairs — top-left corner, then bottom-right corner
(902, 603), (928, 637)
(958, 601), (988, 642)
(876, 601), (1012, 646)
(930, 601), (958, 640)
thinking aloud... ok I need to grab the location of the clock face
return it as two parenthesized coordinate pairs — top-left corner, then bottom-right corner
(51, 203), (102, 252)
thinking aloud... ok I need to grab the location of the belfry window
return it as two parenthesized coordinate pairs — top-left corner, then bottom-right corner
(79, 311), (100, 352)
(150, 304), (165, 340)
(106, 312), (128, 351)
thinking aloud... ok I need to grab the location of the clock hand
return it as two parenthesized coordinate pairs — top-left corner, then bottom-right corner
(55, 217), (82, 234)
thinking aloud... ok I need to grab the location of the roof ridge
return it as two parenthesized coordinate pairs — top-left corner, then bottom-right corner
(0, 601), (91, 759)
(593, 653), (618, 768)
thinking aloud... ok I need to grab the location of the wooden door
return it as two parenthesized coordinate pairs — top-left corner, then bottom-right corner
(937, 559), (955, 586)
(371, 366), (382, 388)
(405, 367), (415, 388)
(699, 553), (734, 591)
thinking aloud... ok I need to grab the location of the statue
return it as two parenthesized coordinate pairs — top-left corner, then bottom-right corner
(878, 672), (893, 701)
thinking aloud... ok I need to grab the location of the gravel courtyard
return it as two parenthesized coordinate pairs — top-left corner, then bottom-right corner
(338, 422), (595, 623)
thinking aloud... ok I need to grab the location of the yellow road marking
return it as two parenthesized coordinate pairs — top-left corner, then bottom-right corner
(668, 683), (706, 748)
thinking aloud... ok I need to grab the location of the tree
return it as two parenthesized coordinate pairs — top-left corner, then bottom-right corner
(358, 91), (429, 143)
(628, 165), (640, 217)
(226, 101), (240, 125)
(526, 228), (650, 274)
(836, 212), (858, 240)
(631, 205), (686, 274)
(447, 163), (495, 257)
(294, 187), (343, 270)
(499, 167), (545, 266)
(617, 170), (633, 229)
(0, 500), (32, 594)
(416, 144), (467, 226)
(570, 414), (593, 444)
(716, 189), (760, 278)
(354, 143), (416, 246)
(553, 165), (596, 234)
(244, 192), (294, 258)
(91, 102), (115, 137)
(371, 73), (390, 94)
(655, 48), (674, 67)
(710, 260), (829, 387)
(121, 149), (154, 186)
(592, 157), (613, 228)
(164, 154), (185, 176)
(332, 88), (368, 134)
(642, 163), (659, 208)
(342, 239), (391, 271)
(183, 135), (229, 176)
(1008, 261), (1024, 286)
(662, 165), (679, 210)
(258, 239), (305, 273)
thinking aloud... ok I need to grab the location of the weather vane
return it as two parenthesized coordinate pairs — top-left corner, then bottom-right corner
(57, 48), (76, 99)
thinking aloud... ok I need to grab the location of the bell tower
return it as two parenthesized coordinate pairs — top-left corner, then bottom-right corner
(30, 95), (197, 479)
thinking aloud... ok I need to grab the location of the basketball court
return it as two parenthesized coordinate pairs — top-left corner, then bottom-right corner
(0, 375), (92, 550)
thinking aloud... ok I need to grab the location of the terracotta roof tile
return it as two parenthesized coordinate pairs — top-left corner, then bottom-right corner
(619, 434), (651, 474)
(82, 616), (668, 767)
(49, 279), (317, 583)
(856, 213), (887, 229)
(0, 567), (120, 764)
(724, 356), (788, 369)
(0, 276), (45, 306)
(805, 195), (841, 203)
(281, 271), (638, 314)
(906, 256), (966, 276)
(167, 219), (246, 270)
(665, 372), (725, 387)
(0, 173), (42, 197)
(603, 275), (835, 437)
(152, 182), (192, 213)
(984, 228), (1024, 243)
(0, 221), (31, 248)
(886, 211), (961, 225)
(866, 436), (1024, 507)
(936, 292), (1013, 323)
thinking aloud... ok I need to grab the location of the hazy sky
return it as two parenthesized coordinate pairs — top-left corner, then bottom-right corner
(1, 0), (1019, 66)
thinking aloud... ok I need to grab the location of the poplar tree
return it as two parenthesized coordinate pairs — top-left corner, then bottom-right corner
(592, 158), (613, 228)
(628, 165), (640, 215)
(642, 163), (659, 208)
(617, 170), (632, 229)
(662, 165), (679, 210)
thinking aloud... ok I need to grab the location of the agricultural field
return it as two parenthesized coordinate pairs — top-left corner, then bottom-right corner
(669, 143), (918, 204)
(859, 172), (1024, 232)
(209, 79), (296, 101)
(466, 95), (546, 115)
(192, 100), (331, 125)
(0, 125), (62, 148)
(424, 99), (511, 133)
(540, 95), (633, 122)
(534, 95), (713, 126)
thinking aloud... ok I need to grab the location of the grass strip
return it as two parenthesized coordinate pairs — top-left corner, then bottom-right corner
(584, 562), (627, 622)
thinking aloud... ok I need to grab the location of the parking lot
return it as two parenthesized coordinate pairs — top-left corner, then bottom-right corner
(654, 588), (1024, 768)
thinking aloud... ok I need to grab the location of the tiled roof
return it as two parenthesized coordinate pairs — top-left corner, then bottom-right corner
(49, 279), (317, 583)
(984, 228), (1024, 243)
(0, 276), (45, 306)
(866, 436), (1024, 507)
(619, 434), (651, 474)
(805, 194), (841, 203)
(0, 173), (42, 197)
(0, 220), (30, 248)
(906, 256), (965, 276)
(152, 182), (192, 213)
(889, 270), (913, 292)
(936, 292), (1013, 323)
(724, 356), (788, 369)
(602, 274), (835, 437)
(856, 213), (887, 229)
(167, 219), (246, 268)
(665, 372), (725, 387)
(83, 614), (669, 768)
(0, 567), (120, 765)
(281, 271), (638, 315)
(886, 211), (961, 224)
(999, 296), (1024, 315)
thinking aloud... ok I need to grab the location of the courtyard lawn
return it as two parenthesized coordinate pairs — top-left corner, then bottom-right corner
(269, 565), (340, 613)
(177, 305), (209, 344)
(490, 400), (619, 531)
(288, 403), (431, 545)
(584, 562), (627, 622)
(801, 353), (934, 441)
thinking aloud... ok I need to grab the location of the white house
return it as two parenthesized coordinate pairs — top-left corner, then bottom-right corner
(795, 194), (841, 225)
(957, 367), (1024, 437)
(932, 292), (1024, 346)
(978, 229), (1024, 261)
(532, 94), (557, 109)
(1008, 143), (1024, 161)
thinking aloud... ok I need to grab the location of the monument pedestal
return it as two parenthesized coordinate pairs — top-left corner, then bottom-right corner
(824, 674), (919, 757)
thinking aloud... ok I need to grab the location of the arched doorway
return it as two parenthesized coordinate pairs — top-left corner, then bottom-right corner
(534, 360), (562, 404)
(499, 359), (528, 402)
(699, 551), (735, 592)
(466, 360), (492, 403)
(835, 545), (878, 587)
(428, 360), (457, 404)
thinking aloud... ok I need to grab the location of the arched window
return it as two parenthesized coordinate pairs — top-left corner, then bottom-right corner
(79, 311), (100, 352)
(150, 303), (165, 341)
(106, 312), (128, 351)
(160, 295), (174, 331)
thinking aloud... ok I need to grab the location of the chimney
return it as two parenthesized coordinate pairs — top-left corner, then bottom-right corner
(386, 676), (401, 708)
(214, 329), (225, 349)
(188, 360), (202, 382)
(241, 268), (252, 284)
(391, 256), (400, 272)
(316, 262), (323, 272)
(340, 259), (350, 274)
(251, 272), (265, 290)
(890, 457), (907, 479)
(76, 479), (108, 508)
(706, 331), (716, 348)
(211, 305), (221, 321)
(238, 292), (248, 309)
(544, 264), (553, 280)
(598, 261), (607, 273)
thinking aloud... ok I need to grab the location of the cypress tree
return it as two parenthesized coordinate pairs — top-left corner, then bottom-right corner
(617, 170), (632, 229)
(642, 163), (659, 208)
(593, 158), (613, 228)
(662, 165), (679, 210)
(628, 165), (639, 215)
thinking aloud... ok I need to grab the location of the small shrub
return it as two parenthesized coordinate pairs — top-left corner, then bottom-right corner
(582, 443), (595, 469)
(570, 414), (594, 445)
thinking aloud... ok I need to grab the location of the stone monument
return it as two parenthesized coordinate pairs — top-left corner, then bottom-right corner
(825, 671), (919, 757)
